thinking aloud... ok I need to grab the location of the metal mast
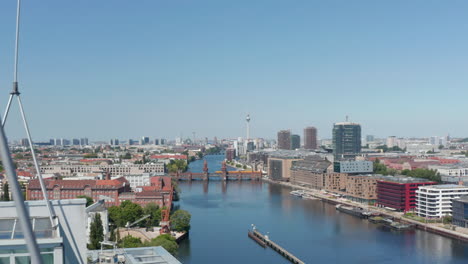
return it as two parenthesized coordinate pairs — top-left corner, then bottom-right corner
(1, 1), (55, 261)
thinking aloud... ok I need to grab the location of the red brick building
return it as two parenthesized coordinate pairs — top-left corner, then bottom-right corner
(376, 176), (436, 212)
(27, 176), (173, 208)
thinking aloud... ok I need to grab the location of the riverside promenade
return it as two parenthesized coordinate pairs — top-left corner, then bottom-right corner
(263, 178), (468, 243)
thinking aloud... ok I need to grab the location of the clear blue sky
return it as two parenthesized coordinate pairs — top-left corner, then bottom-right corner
(0, 0), (467, 141)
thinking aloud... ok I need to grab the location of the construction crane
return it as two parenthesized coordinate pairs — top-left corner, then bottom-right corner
(125, 214), (151, 229)
(159, 208), (171, 234)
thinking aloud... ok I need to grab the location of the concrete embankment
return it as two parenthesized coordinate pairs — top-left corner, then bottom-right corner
(263, 178), (468, 243)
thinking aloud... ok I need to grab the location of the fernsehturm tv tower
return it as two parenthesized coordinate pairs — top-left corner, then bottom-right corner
(246, 114), (251, 142)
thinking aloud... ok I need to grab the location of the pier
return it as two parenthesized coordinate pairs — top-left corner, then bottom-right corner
(249, 227), (305, 264)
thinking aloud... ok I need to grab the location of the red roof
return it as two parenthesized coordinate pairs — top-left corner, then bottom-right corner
(16, 170), (33, 178)
(150, 176), (172, 191)
(149, 154), (187, 160)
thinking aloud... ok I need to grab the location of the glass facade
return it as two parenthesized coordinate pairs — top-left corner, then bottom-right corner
(332, 123), (361, 160)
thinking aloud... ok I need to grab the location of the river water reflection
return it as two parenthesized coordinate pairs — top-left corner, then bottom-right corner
(176, 156), (468, 263)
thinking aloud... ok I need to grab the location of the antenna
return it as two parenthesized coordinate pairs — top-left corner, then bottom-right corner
(0, 0), (43, 261)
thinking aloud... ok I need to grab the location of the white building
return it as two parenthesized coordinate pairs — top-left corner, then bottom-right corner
(429, 165), (468, 184)
(386, 136), (397, 148)
(119, 173), (151, 189)
(86, 200), (109, 244)
(40, 163), (165, 177)
(0, 199), (87, 263)
(416, 184), (468, 218)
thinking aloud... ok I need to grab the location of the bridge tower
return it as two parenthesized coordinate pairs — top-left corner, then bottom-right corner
(221, 160), (227, 181)
(203, 160), (209, 181)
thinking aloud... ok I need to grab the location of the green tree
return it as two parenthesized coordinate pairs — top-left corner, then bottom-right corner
(84, 153), (98, 158)
(373, 159), (389, 175)
(120, 201), (144, 227)
(145, 234), (178, 256)
(143, 203), (161, 227)
(88, 213), (104, 250)
(172, 179), (180, 201)
(196, 152), (203, 159)
(119, 235), (143, 248)
(14, 153), (24, 159)
(3, 182), (10, 201)
(167, 160), (188, 173)
(77, 195), (94, 207)
(170, 210), (191, 232)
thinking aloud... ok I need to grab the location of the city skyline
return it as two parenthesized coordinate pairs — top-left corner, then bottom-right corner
(0, 1), (468, 140)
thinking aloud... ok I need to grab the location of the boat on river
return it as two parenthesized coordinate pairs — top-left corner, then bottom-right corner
(335, 204), (372, 219)
(290, 190), (306, 197)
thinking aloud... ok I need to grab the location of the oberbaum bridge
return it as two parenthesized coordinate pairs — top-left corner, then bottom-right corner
(171, 160), (263, 181)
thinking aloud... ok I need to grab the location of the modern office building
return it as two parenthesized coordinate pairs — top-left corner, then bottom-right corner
(277, 130), (291, 150)
(345, 175), (378, 203)
(332, 122), (361, 160)
(376, 176), (436, 212)
(72, 138), (80, 145)
(290, 134), (301, 150)
(304, 126), (318, 150)
(452, 196), (468, 228)
(333, 160), (373, 174)
(268, 155), (302, 181)
(80, 138), (89, 146)
(416, 184), (468, 218)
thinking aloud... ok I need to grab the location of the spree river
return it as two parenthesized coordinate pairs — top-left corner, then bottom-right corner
(176, 155), (468, 263)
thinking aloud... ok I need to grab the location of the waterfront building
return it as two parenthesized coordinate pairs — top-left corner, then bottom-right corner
(0, 199), (87, 263)
(290, 156), (332, 188)
(332, 122), (361, 160)
(268, 154), (302, 180)
(333, 160), (373, 174)
(416, 184), (468, 218)
(277, 130), (291, 150)
(304, 126), (318, 150)
(376, 176), (436, 212)
(290, 134), (301, 150)
(345, 175), (378, 203)
(452, 195), (468, 228)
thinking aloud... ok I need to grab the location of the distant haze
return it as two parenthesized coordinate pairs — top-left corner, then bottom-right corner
(0, 1), (466, 140)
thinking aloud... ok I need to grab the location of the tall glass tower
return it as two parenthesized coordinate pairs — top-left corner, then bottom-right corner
(332, 122), (361, 160)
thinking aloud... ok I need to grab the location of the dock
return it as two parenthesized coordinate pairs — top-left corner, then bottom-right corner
(249, 228), (305, 264)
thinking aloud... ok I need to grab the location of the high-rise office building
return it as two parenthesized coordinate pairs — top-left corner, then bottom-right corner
(141, 137), (150, 145)
(72, 139), (80, 145)
(20, 138), (29, 147)
(80, 138), (89, 146)
(332, 122), (361, 160)
(303, 127), (317, 150)
(290, 134), (300, 150)
(277, 130), (291, 150)
(154, 139), (159, 145)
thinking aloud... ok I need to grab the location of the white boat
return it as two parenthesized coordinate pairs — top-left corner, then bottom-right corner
(290, 190), (305, 197)
(302, 194), (318, 200)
